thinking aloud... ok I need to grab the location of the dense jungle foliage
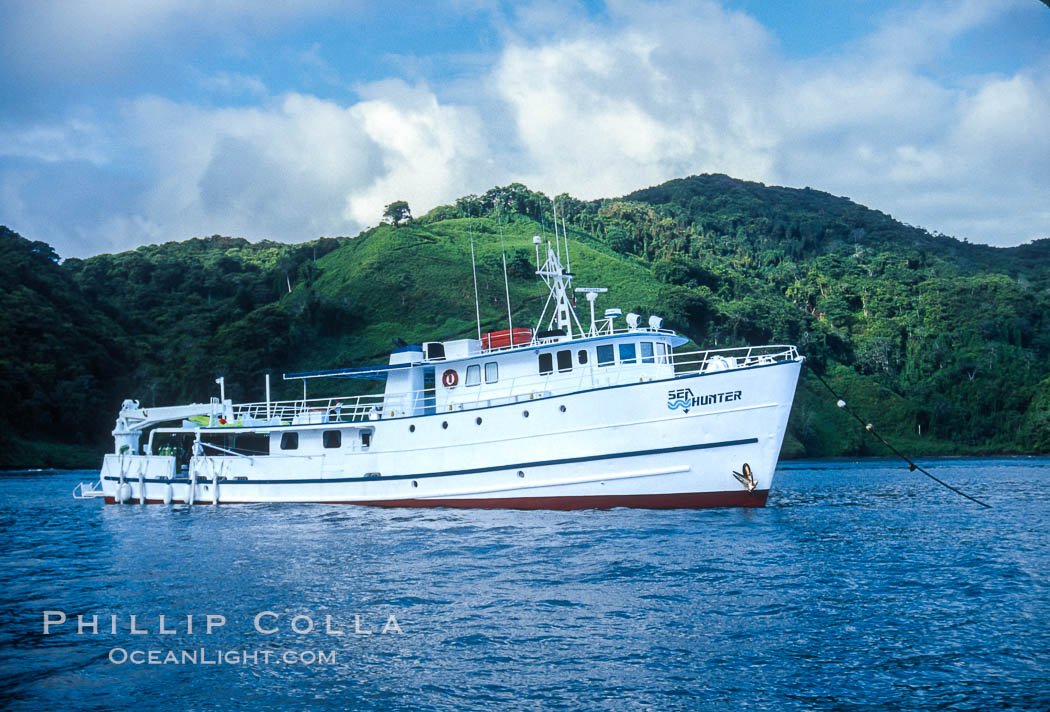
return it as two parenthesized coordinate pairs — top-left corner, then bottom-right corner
(2, 174), (1048, 467)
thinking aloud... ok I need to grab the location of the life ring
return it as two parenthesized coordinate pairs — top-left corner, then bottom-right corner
(441, 369), (458, 388)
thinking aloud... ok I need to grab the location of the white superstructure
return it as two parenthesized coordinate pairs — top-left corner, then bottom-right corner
(78, 236), (803, 510)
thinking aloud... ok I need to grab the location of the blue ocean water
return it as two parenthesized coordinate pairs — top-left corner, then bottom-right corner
(0, 458), (1047, 711)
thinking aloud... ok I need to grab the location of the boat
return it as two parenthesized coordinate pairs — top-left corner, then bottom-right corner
(76, 233), (803, 509)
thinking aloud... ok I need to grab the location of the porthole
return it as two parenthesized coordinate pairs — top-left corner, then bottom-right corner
(412, 480), (418, 488)
(476, 417), (482, 425)
(442, 421), (449, 429)
(522, 410), (529, 418)
(517, 471), (525, 478)
(409, 424), (415, 432)
(559, 405), (566, 413)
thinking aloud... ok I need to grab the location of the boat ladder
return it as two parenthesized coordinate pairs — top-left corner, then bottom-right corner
(72, 480), (106, 499)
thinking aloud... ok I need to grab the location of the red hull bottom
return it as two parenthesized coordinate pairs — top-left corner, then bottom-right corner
(104, 489), (769, 510)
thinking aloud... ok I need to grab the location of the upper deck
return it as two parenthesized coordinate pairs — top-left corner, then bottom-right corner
(224, 341), (800, 428)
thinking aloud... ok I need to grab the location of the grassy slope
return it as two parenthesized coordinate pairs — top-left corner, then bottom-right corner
(290, 217), (663, 371)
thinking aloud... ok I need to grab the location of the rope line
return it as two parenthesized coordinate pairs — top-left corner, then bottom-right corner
(809, 365), (992, 509)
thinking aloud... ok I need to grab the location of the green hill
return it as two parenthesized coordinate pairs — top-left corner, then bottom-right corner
(1, 175), (1048, 468)
(0, 228), (131, 466)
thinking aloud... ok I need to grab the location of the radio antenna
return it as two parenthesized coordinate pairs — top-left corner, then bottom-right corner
(551, 199), (562, 265)
(562, 210), (571, 274)
(498, 204), (514, 336)
(468, 212), (482, 341)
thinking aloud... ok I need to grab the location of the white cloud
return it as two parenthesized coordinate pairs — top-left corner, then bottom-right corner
(952, 73), (1050, 178)
(861, 0), (1026, 70)
(0, 119), (109, 165)
(294, 43), (343, 87)
(0, 81), (494, 256)
(104, 83), (489, 250)
(491, 0), (1049, 244)
(198, 72), (268, 97)
(0, 169), (32, 231)
(494, 6), (780, 198)
(3, 0), (1048, 255)
(345, 80), (492, 225)
(84, 214), (166, 257)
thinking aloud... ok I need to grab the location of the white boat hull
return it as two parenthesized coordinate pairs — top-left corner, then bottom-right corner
(99, 359), (802, 510)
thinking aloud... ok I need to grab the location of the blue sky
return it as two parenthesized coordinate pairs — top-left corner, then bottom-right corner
(1, 0), (1048, 257)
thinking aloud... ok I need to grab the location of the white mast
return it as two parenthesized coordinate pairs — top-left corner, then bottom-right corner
(468, 217), (482, 341)
(562, 212), (571, 274)
(498, 210), (513, 336)
(534, 241), (586, 338)
(551, 199), (562, 265)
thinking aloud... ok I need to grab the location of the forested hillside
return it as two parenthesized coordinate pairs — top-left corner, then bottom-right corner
(2, 174), (1048, 468)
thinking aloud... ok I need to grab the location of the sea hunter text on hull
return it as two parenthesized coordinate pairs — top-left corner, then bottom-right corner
(77, 223), (803, 510)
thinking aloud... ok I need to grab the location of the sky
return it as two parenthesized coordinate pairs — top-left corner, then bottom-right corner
(0, 0), (1048, 258)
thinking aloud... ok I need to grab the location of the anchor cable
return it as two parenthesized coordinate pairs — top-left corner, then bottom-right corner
(809, 365), (992, 509)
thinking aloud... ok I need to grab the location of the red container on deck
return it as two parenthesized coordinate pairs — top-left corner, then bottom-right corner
(481, 328), (533, 350)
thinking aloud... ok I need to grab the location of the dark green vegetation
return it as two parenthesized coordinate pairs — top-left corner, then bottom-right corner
(2, 174), (1048, 468)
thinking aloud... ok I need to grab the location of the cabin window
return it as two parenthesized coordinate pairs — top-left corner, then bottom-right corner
(656, 342), (670, 364)
(425, 342), (445, 361)
(597, 344), (615, 366)
(361, 431), (372, 448)
(641, 342), (655, 364)
(234, 432), (269, 456)
(619, 343), (637, 364)
(556, 350), (572, 372)
(578, 350), (588, 365)
(465, 364), (481, 386)
(538, 353), (554, 375)
(280, 432), (299, 450)
(485, 362), (498, 383)
(323, 430), (342, 449)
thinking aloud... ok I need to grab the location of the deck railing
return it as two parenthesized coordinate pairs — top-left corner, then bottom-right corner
(471, 325), (682, 357)
(671, 344), (800, 374)
(217, 344), (800, 427)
